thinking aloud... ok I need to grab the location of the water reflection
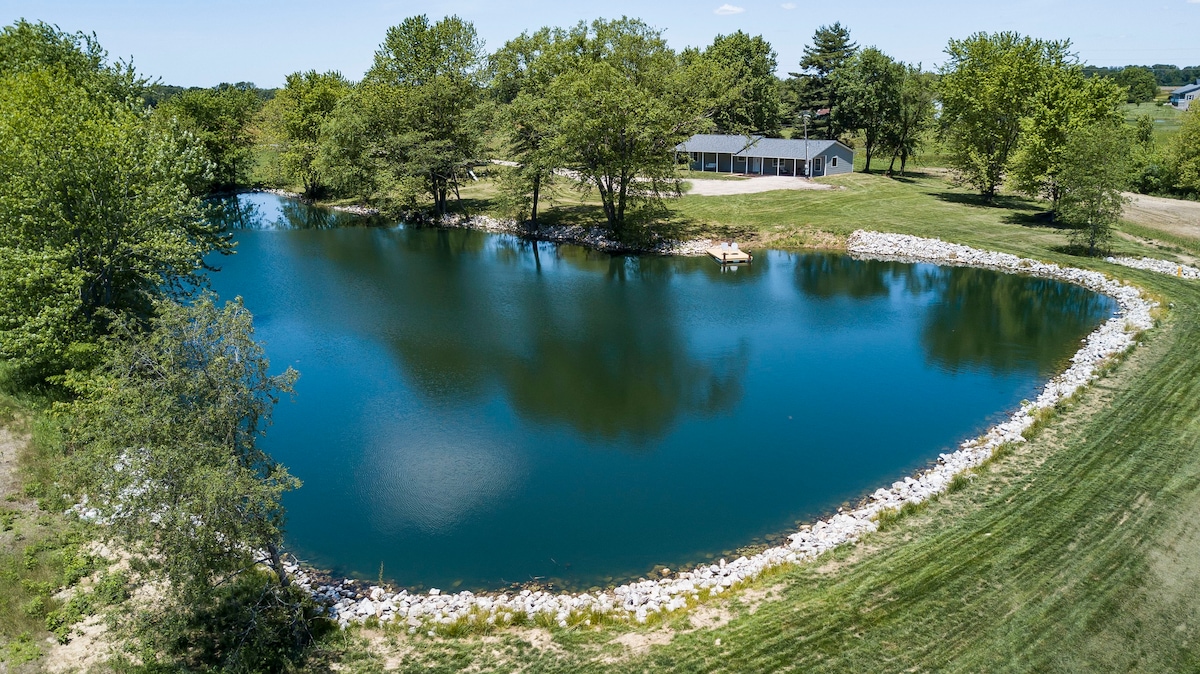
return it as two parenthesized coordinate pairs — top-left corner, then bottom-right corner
(793, 254), (1115, 375)
(922, 269), (1113, 375)
(303, 227), (747, 442)
(206, 192), (379, 230)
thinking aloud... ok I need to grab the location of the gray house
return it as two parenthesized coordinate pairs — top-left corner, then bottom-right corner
(1170, 81), (1200, 111)
(675, 134), (854, 178)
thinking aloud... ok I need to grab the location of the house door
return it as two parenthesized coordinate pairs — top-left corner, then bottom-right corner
(812, 157), (824, 177)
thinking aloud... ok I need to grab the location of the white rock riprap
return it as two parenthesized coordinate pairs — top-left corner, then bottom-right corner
(1104, 255), (1200, 280)
(295, 230), (1157, 632)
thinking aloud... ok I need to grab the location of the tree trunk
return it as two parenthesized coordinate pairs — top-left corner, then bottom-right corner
(530, 174), (540, 229)
(267, 542), (289, 588)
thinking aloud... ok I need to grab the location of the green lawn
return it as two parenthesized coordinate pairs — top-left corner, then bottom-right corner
(1123, 102), (1186, 144)
(316, 172), (1200, 672)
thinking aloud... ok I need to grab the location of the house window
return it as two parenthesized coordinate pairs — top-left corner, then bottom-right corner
(831, 157), (839, 168)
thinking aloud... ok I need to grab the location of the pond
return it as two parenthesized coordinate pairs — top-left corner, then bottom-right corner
(206, 192), (1116, 591)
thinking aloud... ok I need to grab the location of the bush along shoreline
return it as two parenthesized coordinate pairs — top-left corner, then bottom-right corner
(237, 230), (1159, 633)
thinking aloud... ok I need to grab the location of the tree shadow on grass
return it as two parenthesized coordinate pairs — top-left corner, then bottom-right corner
(1002, 209), (1075, 230)
(927, 190), (1035, 211)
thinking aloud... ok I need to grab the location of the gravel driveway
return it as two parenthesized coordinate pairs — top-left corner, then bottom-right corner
(685, 175), (834, 196)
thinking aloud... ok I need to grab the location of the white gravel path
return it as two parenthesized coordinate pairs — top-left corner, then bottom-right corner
(685, 175), (834, 196)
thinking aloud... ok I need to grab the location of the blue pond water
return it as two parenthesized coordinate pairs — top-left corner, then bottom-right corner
(205, 193), (1115, 590)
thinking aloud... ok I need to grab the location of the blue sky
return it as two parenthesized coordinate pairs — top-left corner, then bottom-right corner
(6, 0), (1200, 87)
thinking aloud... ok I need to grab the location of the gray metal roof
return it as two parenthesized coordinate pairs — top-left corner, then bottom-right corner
(675, 134), (845, 159)
(1172, 81), (1200, 97)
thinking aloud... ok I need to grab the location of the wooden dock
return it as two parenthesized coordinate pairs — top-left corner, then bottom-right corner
(707, 246), (752, 265)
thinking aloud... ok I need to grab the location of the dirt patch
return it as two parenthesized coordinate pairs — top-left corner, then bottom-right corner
(362, 629), (416, 671)
(737, 584), (785, 615)
(1123, 193), (1200, 241)
(686, 175), (835, 196)
(611, 630), (672, 654)
(43, 615), (110, 674)
(523, 628), (562, 654)
(688, 605), (733, 630)
(0, 425), (27, 503)
(598, 629), (675, 664)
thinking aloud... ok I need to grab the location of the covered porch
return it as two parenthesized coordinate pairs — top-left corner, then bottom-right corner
(682, 151), (823, 177)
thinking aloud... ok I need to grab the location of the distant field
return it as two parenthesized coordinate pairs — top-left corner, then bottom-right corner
(1123, 101), (1185, 143)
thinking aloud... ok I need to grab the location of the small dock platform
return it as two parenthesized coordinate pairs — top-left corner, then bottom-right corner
(707, 245), (752, 265)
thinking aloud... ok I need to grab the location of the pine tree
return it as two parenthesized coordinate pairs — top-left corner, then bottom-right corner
(787, 23), (858, 138)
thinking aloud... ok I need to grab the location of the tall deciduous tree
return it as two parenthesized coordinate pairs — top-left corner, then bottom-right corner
(0, 68), (227, 380)
(258, 70), (350, 197)
(490, 28), (562, 227)
(549, 18), (712, 237)
(1056, 123), (1132, 255)
(885, 64), (936, 175)
(699, 31), (782, 135)
(364, 14), (486, 215)
(156, 84), (263, 192)
(1113, 66), (1158, 103)
(831, 47), (902, 172)
(1008, 66), (1125, 206)
(0, 19), (145, 101)
(939, 32), (1073, 201)
(787, 23), (858, 138)
(1175, 107), (1200, 196)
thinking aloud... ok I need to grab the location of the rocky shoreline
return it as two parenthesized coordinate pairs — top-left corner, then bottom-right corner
(287, 230), (1159, 632)
(1104, 255), (1200, 280)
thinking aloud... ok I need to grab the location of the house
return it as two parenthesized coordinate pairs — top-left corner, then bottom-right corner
(675, 134), (854, 178)
(1170, 80), (1200, 111)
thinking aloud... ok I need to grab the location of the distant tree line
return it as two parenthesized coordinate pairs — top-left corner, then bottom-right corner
(1084, 64), (1200, 87)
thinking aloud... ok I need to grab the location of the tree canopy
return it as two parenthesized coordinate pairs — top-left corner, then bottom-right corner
(697, 31), (783, 136)
(548, 18), (716, 236)
(939, 32), (1075, 200)
(64, 295), (312, 670)
(156, 84), (264, 192)
(1008, 64), (1125, 205)
(831, 47), (902, 172)
(258, 70), (351, 197)
(1112, 66), (1159, 103)
(1056, 123), (1132, 255)
(0, 68), (228, 380)
(361, 14), (487, 215)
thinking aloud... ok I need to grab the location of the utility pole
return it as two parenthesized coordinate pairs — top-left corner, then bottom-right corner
(801, 110), (813, 178)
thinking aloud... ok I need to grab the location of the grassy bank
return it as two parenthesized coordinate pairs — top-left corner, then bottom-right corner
(0, 383), (118, 670)
(319, 173), (1200, 671)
